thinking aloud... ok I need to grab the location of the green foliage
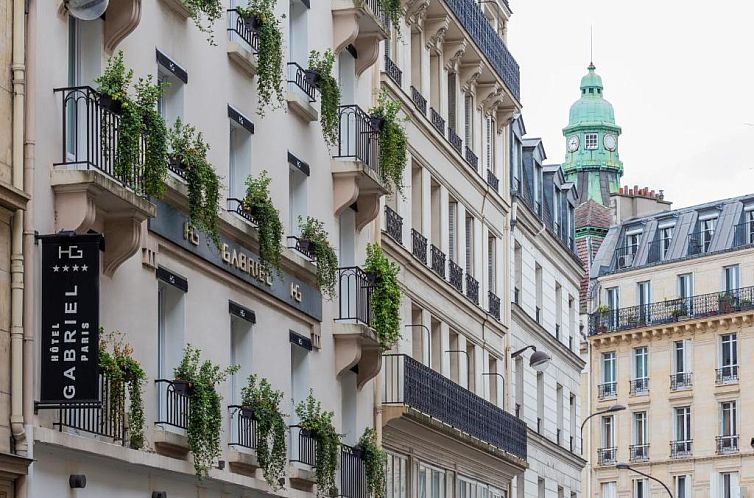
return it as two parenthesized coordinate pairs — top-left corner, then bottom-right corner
(98, 330), (146, 449)
(596, 304), (610, 313)
(308, 50), (340, 148)
(182, 0), (223, 44)
(363, 243), (401, 351)
(135, 76), (169, 198)
(169, 118), (222, 246)
(356, 428), (386, 498)
(240, 375), (287, 489)
(95, 50), (133, 102)
(243, 171), (283, 273)
(174, 345), (239, 479)
(295, 392), (341, 497)
(299, 216), (338, 299)
(370, 92), (407, 195)
(376, 0), (402, 32)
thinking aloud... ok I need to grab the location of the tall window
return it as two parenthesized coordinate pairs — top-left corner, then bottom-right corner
(673, 340), (691, 376)
(660, 226), (673, 259)
(602, 352), (616, 396)
(289, 162), (308, 235)
(418, 464), (445, 498)
(536, 372), (544, 432)
(157, 275), (186, 422)
(386, 452), (408, 498)
(230, 313), (253, 405)
(626, 232), (641, 255)
(229, 117), (253, 202)
(606, 287), (619, 328)
(601, 415), (615, 448)
(678, 273), (693, 301)
(556, 384), (563, 439)
(585, 133), (598, 150)
(601, 483), (617, 498)
(674, 406), (691, 444)
(633, 411), (647, 446)
(535, 263), (542, 321)
(723, 265), (739, 293)
(447, 73), (456, 131)
(555, 283), (562, 339)
(633, 479), (649, 498)
(448, 200), (458, 262)
(485, 116), (495, 170)
(701, 218), (716, 252)
(720, 401), (737, 445)
(487, 236), (496, 293)
(747, 210), (754, 244)
(719, 473), (739, 498)
(637, 281), (651, 323)
(465, 215), (474, 275)
(720, 333), (738, 382)
(674, 476), (689, 498)
(633, 347), (648, 394)
(464, 94), (473, 149)
(514, 242), (522, 303)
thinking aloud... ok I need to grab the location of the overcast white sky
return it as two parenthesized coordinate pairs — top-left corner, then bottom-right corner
(507, 0), (754, 208)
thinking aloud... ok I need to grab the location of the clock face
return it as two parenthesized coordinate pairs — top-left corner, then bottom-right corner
(604, 134), (617, 151)
(567, 135), (579, 152)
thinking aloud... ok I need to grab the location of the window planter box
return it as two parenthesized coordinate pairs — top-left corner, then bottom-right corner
(98, 94), (124, 115)
(172, 379), (192, 396)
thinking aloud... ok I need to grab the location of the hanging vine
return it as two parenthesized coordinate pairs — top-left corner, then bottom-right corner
(356, 427), (386, 498)
(182, 0), (224, 44)
(295, 391), (341, 497)
(299, 216), (338, 299)
(308, 50), (340, 148)
(370, 91), (407, 195)
(364, 243), (401, 350)
(243, 171), (283, 273)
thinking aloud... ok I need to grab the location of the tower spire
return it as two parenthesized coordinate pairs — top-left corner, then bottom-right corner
(590, 25), (593, 65)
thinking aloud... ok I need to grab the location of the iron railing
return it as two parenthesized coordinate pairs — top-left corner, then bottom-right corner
(286, 236), (316, 261)
(629, 378), (649, 395)
(597, 447), (616, 466)
(227, 197), (259, 226)
(511, 177), (521, 195)
(382, 354), (527, 459)
(488, 291), (501, 320)
(339, 445), (368, 498)
(514, 287), (520, 305)
(670, 440), (692, 458)
(384, 205), (403, 245)
(287, 62), (317, 102)
(431, 245), (446, 278)
(448, 128), (463, 153)
(589, 285), (754, 335)
(334, 105), (380, 173)
(155, 379), (190, 430)
(646, 239), (669, 264)
(168, 158), (187, 180)
(384, 54), (402, 87)
(412, 229), (428, 264)
(611, 245), (637, 270)
(290, 425), (317, 466)
(670, 373), (693, 390)
(732, 221), (754, 247)
(598, 382), (617, 399)
(555, 324), (561, 341)
(410, 86), (427, 115)
(716, 365), (739, 384)
(359, 0), (390, 31)
(486, 169), (499, 191)
(228, 405), (259, 449)
(227, 8), (260, 52)
(687, 230), (713, 256)
(448, 260), (463, 293)
(629, 444), (649, 462)
(336, 266), (374, 327)
(54, 86), (147, 194)
(464, 146), (479, 170)
(54, 373), (126, 444)
(465, 274), (479, 304)
(430, 108), (446, 135)
(536, 418), (542, 434)
(716, 435), (739, 454)
(535, 306), (541, 323)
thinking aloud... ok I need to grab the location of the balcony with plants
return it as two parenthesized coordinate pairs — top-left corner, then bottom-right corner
(331, 0), (394, 76)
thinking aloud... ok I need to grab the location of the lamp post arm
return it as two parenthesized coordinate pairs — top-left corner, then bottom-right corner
(624, 466), (673, 498)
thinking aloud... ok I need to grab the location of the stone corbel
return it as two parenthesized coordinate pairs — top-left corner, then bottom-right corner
(332, 173), (360, 216)
(104, 0), (143, 54)
(424, 15), (450, 53)
(356, 347), (381, 389)
(404, 0), (430, 29)
(443, 39), (467, 72)
(460, 61), (483, 93)
(332, 10), (362, 54)
(53, 185), (99, 234)
(333, 324), (383, 389)
(103, 215), (143, 277)
(478, 83), (504, 114)
(355, 192), (381, 231)
(496, 104), (518, 130)
(354, 33), (383, 76)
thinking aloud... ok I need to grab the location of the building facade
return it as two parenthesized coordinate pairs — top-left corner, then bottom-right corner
(509, 124), (586, 498)
(585, 193), (754, 498)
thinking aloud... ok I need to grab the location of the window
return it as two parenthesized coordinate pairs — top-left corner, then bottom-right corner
(464, 93), (473, 148)
(514, 242), (522, 302)
(418, 464), (445, 498)
(660, 226), (673, 258)
(485, 116), (495, 170)
(601, 415), (615, 448)
(568, 296), (576, 350)
(289, 161), (308, 235)
(602, 352), (616, 397)
(514, 356), (523, 416)
(157, 275), (186, 423)
(465, 215), (474, 275)
(487, 356), (500, 405)
(156, 53), (185, 127)
(673, 340), (692, 376)
(447, 73), (456, 131)
(747, 210), (754, 244)
(606, 287), (619, 327)
(701, 218), (716, 252)
(718, 473), (739, 498)
(723, 265), (739, 293)
(386, 452), (407, 498)
(585, 133), (598, 150)
(536, 372), (544, 432)
(720, 401), (737, 439)
(556, 384), (563, 439)
(535, 263), (542, 321)
(230, 312), (253, 404)
(720, 333), (738, 382)
(674, 476), (690, 498)
(288, 0), (309, 62)
(67, 17), (103, 158)
(537, 479), (545, 498)
(229, 117), (253, 203)
(637, 281), (651, 323)
(290, 338), (310, 415)
(555, 283), (562, 339)
(487, 236), (496, 293)
(570, 394), (577, 449)
(449, 200), (458, 262)
(633, 411), (647, 445)
(626, 232), (641, 255)
(674, 406), (691, 443)
(601, 483), (617, 498)
(678, 273), (693, 301)
(633, 479), (649, 498)
(632, 347), (648, 393)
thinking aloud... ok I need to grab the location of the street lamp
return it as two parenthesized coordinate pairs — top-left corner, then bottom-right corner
(511, 345), (551, 372)
(579, 404), (626, 455)
(616, 463), (673, 498)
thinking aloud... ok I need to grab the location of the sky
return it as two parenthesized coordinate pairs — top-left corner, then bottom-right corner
(507, 0), (754, 208)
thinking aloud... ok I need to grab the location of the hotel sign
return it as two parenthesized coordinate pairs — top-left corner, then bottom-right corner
(40, 233), (102, 405)
(149, 201), (322, 321)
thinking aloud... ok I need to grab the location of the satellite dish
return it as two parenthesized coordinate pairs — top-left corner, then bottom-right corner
(66, 0), (109, 21)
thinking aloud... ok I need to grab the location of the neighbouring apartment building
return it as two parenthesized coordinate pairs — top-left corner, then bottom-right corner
(585, 193), (754, 498)
(509, 122), (586, 498)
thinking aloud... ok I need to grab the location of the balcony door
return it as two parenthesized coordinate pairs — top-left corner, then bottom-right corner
(720, 401), (737, 447)
(674, 406), (691, 446)
(602, 352), (616, 395)
(720, 334), (738, 380)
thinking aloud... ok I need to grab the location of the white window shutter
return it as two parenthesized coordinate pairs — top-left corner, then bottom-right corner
(732, 474), (740, 498)
(710, 472), (719, 498)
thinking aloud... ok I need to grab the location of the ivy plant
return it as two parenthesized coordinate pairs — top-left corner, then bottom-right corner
(135, 75), (169, 198)
(174, 345), (239, 479)
(377, 0), (401, 32)
(240, 375), (287, 489)
(169, 118), (222, 246)
(295, 391), (341, 497)
(299, 216), (338, 299)
(243, 171), (283, 272)
(356, 427), (386, 498)
(98, 330), (146, 450)
(363, 243), (401, 351)
(370, 92), (407, 195)
(182, 0), (223, 44)
(308, 50), (340, 148)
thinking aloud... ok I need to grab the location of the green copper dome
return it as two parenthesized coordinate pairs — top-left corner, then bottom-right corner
(568, 63), (615, 126)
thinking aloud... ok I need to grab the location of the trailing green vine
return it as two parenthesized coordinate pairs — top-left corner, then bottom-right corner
(182, 0), (223, 44)
(295, 392), (341, 497)
(169, 118), (222, 246)
(364, 243), (401, 350)
(376, 0), (401, 32)
(356, 427), (386, 498)
(243, 171), (283, 273)
(135, 76), (169, 198)
(299, 216), (338, 299)
(241, 375), (287, 489)
(308, 50), (340, 148)
(370, 91), (407, 195)
(174, 345), (239, 479)
(98, 330), (146, 450)
(237, 0), (285, 115)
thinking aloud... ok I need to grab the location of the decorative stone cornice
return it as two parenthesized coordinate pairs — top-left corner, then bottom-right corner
(443, 39), (467, 72)
(477, 83), (504, 114)
(424, 15), (450, 53)
(405, 0), (430, 28)
(460, 61), (483, 93)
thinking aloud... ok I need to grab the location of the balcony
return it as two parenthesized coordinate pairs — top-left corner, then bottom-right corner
(670, 440), (692, 459)
(597, 447), (616, 466)
(287, 235), (317, 261)
(716, 365), (739, 385)
(448, 128), (463, 153)
(464, 146), (479, 171)
(339, 445), (368, 498)
(732, 221), (754, 248)
(670, 373), (693, 390)
(52, 86), (156, 276)
(611, 245), (636, 270)
(430, 107), (446, 135)
(226, 9), (260, 76)
(287, 62), (318, 122)
(289, 425), (317, 487)
(629, 444), (649, 462)
(332, 105), (388, 230)
(488, 291), (501, 320)
(412, 229), (428, 264)
(486, 169), (499, 191)
(687, 230), (712, 256)
(629, 378), (649, 396)
(598, 382), (616, 400)
(382, 354), (527, 462)
(716, 435), (739, 454)
(227, 405), (261, 473)
(384, 54), (402, 87)
(465, 274), (479, 305)
(331, 0), (389, 76)
(589, 285), (754, 335)
(154, 379), (190, 454)
(430, 245), (446, 278)
(334, 267), (381, 388)
(410, 86), (428, 116)
(448, 260), (463, 293)
(384, 205), (403, 245)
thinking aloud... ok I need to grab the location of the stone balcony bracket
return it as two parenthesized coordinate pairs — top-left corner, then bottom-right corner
(333, 322), (382, 389)
(331, 0), (389, 75)
(332, 160), (390, 231)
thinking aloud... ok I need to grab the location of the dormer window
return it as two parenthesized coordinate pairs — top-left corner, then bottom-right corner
(660, 226), (673, 259)
(701, 218), (716, 253)
(585, 133), (598, 150)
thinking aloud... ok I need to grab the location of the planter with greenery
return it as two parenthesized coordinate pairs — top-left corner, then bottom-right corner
(308, 50), (340, 148)
(168, 118), (222, 246)
(370, 92), (407, 195)
(182, 0), (223, 44)
(240, 375), (287, 489)
(236, 0), (285, 115)
(295, 392), (341, 496)
(243, 171), (283, 272)
(174, 345), (239, 479)
(98, 330), (146, 450)
(363, 243), (401, 351)
(299, 216), (338, 299)
(355, 427), (386, 498)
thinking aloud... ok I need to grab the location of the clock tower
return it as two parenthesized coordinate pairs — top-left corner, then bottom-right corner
(562, 63), (623, 205)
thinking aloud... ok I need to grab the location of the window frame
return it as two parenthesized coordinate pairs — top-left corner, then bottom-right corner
(585, 133), (598, 150)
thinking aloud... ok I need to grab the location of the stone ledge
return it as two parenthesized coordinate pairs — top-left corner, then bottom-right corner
(287, 92), (319, 122)
(228, 42), (258, 77)
(153, 425), (190, 457)
(228, 446), (260, 477)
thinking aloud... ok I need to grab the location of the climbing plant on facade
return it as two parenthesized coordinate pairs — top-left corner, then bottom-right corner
(243, 171), (283, 272)
(356, 427), (386, 498)
(299, 216), (338, 299)
(295, 392), (341, 497)
(363, 243), (401, 350)
(182, 0), (224, 44)
(307, 50), (340, 148)
(370, 91), (407, 195)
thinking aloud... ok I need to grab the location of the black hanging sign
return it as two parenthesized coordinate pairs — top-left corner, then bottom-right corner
(39, 233), (102, 406)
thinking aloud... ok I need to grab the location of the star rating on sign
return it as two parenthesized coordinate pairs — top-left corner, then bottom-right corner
(52, 265), (59, 272)
(81, 264), (88, 272)
(72, 264), (79, 271)
(62, 265), (69, 272)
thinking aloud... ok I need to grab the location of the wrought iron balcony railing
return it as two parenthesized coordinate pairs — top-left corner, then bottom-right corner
(611, 245), (637, 270)
(448, 128), (463, 153)
(228, 405), (259, 449)
(465, 274), (479, 305)
(486, 169), (499, 191)
(290, 425), (317, 466)
(535, 306), (541, 323)
(716, 435), (739, 454)
(430, 245), (446, 278)
(555, 324), (561, 341)
(384, 54), (402, 87)
(227, 8), (260, 52)
(384, 205), (403, 245)
(629, 444), (649, 462)
(410, 86), (427, 115)
(589, 285), (754, 335)
(54, 373), (127, 444)
(597, 382), (617, 399)
(336, 266), (374, 327)
(412, 229), (428, 264)
(155, 379), (190, 430)
(488, 291), (501, 320)
(382, 354), (527, 459)
(732, 221), (754, 248)
(514, 286), (520, 305)
(430, 107), (446, 135)
(687, 230), (713, 256)
(629, 378), (649, 395)
(339, 444), (368, 498)
(464, 146), (479, 170)
(597, 447), (617, 466)
(359, 0), (390, 32)
(716, 365), (739, 384)
(334, 105), (380, 174)
(670, 372), (693, 390)
(511, 176), (521, 195)
(286, 235), (317, 261)
(448, 260), (463, 293)
(287, 62), (317, 102)
(54, 86), (148, 194)
(227, 197), (259, 226)
(670, 440), (692, 458)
